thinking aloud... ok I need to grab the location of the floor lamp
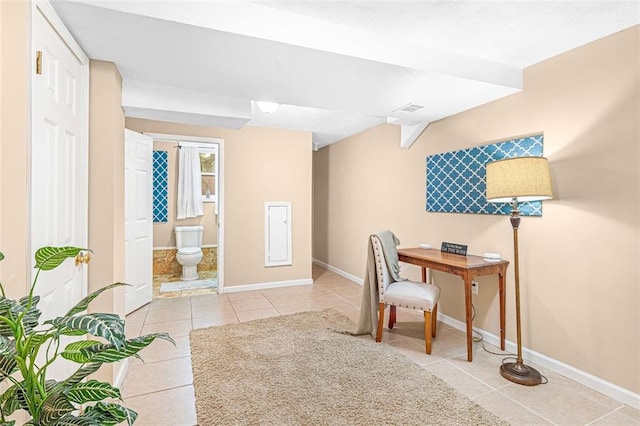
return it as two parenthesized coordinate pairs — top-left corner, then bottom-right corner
(486, 156), (553, 386)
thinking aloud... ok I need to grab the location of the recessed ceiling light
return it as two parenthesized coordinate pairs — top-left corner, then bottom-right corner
(255, 101), (280, 114)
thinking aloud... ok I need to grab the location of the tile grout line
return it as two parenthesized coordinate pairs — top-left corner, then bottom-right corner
(441, 359), (557, 424)
(123, 383), (194, 401)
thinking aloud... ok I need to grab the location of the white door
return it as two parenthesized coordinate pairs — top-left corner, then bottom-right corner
(31, 3), (89, 379)
(124, 130), (153, 314)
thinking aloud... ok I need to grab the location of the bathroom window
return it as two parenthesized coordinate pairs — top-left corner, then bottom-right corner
(199, 147), (217, 204)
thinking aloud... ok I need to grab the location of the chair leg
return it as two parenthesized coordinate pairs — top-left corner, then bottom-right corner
(431, 303), (438, 337)
(424, 310), (433, 354)
(376, 302), (385, 343)
(388, 305), (396, 329)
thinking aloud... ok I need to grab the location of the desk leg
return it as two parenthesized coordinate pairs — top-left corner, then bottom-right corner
(499, 271), (506, 351)
(421, 267), (431, 284)
(464, 278), (473, 362)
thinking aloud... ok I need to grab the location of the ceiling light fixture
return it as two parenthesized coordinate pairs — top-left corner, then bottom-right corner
(255, 101), (280, 114)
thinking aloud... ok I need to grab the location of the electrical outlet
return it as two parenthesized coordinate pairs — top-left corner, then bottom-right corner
(471, 281), (479, 295)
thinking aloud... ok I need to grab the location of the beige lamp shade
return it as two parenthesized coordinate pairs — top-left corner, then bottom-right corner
(486, 156), (553, 203)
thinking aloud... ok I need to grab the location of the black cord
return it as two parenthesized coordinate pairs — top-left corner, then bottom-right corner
(471, 303), (548, 384)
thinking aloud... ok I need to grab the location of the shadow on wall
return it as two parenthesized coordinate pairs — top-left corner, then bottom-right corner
(548, 91), (638, 228)
(313, 149), (330, 261)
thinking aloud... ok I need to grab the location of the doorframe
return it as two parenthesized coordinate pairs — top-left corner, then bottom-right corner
(30, 0), (90, 291)
(144, 132), (225, 293)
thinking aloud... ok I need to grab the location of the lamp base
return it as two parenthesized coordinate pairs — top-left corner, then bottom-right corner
(500, 361), (542, 386)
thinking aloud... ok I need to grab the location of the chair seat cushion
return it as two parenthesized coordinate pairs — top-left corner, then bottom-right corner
(384, 280), (440, 311)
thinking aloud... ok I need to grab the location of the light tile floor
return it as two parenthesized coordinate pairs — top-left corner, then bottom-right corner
(153, 271), (217, 299)
(123, 265), (640, 425)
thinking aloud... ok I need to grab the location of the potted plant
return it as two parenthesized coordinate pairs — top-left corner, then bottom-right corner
(0, 246), (173, 425)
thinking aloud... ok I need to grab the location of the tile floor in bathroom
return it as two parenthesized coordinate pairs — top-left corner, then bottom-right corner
(152, 271), (217, 299)
(123, 265), (640, 425)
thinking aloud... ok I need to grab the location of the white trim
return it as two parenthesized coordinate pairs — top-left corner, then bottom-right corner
(436, 311), (640, 410)
(34, 0), (89, 64)
(145, 132), (225, 294)
(312, 258), (364, 285)
(113, 359), (130, 389)
(315, 259), (640, 409)
(221, 278), (313, 294)
(144, 132), (223, 145)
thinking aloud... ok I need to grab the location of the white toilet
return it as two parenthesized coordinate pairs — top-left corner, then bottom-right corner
(174, 226), (204, 281)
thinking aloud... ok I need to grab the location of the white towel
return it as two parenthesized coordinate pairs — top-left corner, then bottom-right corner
(177, 146), (204, 219)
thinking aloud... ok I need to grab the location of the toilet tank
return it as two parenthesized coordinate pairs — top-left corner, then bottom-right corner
(174, 226), (204, 249)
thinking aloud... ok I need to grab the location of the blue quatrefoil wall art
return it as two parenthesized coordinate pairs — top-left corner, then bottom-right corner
(426, 134), (544, 216)
(153, 150), (169, 223)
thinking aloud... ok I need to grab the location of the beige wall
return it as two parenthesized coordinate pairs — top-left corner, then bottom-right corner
(314, 26), (640, 394)
(0, 0), (30, 300)
(151, 140), (218, 248)
(88, 60), (127, 383)
(0, 7), (127, 386)
(126, 119), (313, 287)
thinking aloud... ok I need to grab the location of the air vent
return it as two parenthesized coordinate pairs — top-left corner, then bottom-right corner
(394, 103), (424, 113)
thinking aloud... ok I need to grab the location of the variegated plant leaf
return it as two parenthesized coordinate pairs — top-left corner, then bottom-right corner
(60, 340), (102, 363)
(48, 313), (125, 349)
(0, 354), (17, 379)
(0, 252), (4, 261)
(48, 415), (93, 426)
(83, 402), (137, 426)
(57, 328), (88, 337)
(81, 333), (174, 364)
(0, 298), (13, 317)
(0, 421), (15, 426)
(64, 282), (128, 318)
(34, 247), (86, 271)
(0, 384), (20, 416)
(40, 393), (74, 425)
(58, 363), (101, 390)
(0, 338), (17, 379)
(49, 414), (98, 426)
(66, 380), (121, 404)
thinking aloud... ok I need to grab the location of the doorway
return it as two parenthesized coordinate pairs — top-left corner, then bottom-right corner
(144, 133), (225, 297)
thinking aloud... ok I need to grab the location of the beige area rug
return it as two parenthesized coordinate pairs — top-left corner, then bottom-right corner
(190, 310), (507, 425)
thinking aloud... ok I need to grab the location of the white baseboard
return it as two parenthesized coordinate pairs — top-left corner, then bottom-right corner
(221, 278), (313, 293)
(113, 358), (130, 389)
(437, 312), (640, 410)
(312, 258), (363, 285)
(315, 259), (640, 410)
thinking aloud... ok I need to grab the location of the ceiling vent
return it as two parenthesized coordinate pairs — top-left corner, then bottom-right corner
(394, 103), (424, 113)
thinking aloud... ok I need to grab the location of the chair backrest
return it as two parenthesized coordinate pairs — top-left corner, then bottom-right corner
(371, 235), (391, 299)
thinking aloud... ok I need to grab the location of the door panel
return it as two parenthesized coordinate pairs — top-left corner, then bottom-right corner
(125, 129), (153, 314)
(31, 4), (88, 380)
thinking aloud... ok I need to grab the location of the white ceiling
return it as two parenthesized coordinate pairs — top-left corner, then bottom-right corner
(51, 0), (640, 148)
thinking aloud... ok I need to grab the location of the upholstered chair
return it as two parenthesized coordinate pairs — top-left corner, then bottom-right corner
(371, 234), (441, 354)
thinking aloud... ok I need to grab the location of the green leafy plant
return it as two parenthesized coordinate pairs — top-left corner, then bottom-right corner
(0, 247), (173, 425)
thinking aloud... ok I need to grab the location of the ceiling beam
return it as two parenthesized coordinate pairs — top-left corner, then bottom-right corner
(72, 0), (522, 90)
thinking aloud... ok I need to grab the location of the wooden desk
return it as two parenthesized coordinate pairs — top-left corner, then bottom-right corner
(397, 248), (509, 362)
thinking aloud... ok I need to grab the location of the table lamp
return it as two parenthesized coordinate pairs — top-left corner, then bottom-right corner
(486, 156), (553, 386)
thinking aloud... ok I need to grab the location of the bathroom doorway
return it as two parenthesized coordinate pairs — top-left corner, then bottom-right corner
(144, 133), (225, 299)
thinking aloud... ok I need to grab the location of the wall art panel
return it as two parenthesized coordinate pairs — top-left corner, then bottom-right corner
(153, 150), (169, 222)
(426, 134), (544, 216)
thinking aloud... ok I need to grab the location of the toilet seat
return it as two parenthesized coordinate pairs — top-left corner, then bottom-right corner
(178, 247), (202, 255)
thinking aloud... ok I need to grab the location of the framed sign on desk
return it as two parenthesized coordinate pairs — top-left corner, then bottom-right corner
(397, 247), (509, 362)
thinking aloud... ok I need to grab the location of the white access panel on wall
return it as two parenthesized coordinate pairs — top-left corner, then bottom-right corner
(265, 202), (292, 267)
